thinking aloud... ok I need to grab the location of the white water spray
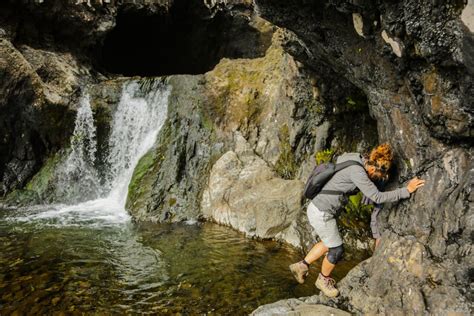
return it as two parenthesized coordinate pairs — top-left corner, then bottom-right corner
(14, 81), (171, 226)
(55, 94), (102, 201)
(104, 82), (168, 206)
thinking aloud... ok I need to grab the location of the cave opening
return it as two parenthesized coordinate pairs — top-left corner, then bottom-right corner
(311, 74), (382, 246)
(99, 1), (272, 77)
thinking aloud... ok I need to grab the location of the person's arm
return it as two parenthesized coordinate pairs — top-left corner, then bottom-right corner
(350, 167), (410, 204)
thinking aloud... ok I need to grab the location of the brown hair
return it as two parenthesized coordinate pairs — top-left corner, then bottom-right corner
(367, 143), (393, 180)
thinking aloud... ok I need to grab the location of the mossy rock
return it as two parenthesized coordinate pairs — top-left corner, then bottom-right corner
(1, 151), (66, 206)
(2, 189), (41, 206)
(275, 124), (298, 179)
(126, 119), (173, 214)
(203, 30), (289, 132)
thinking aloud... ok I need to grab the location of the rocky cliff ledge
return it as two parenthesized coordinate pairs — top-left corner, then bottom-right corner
(1, 0), (472, 314)
(250, 0), (473, 314)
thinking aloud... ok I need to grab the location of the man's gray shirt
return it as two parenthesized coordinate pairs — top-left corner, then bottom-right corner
(311, 153), (410, 216)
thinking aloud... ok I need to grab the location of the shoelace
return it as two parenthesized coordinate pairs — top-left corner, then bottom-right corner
(325, 277), (336, 288)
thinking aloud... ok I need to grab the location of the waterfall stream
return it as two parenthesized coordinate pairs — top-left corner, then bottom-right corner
(55, 93), (102, 202)
(13, 81), (171, 226)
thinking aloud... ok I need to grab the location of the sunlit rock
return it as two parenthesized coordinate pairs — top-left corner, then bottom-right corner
(461, 0), (474, 32)
(352, 13), (365, 38)
(381, 30), (403, 57)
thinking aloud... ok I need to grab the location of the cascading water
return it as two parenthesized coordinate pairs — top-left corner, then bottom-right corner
(14, 81), (171, 226)
(104, 82), (169, 206)
(55, 94), (102, 202)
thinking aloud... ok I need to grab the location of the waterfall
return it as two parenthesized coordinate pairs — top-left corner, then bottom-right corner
(55, 94), (102, 202)
(15, 80), (171, 226)
(104, 82), (169, 206)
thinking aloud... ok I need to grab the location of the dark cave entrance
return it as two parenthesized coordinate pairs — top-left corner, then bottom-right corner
(312, 76), (381, 246)
(99, 1), (273, 76)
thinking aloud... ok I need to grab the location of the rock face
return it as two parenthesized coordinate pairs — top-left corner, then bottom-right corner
(0, 37), (88, 195)
(252, 0), (473, 314)
(126, 29), (379, 248)
(251, 300), (351, 316)
(2, 0), (472, 314)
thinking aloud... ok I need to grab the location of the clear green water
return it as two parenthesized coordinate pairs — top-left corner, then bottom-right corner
(0, 208), (365, 315)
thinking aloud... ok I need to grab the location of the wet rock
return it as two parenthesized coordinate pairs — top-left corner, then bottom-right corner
(126, 74), (223, 222)
(0, 38), (84, 196)
(251, 299), (351, 316)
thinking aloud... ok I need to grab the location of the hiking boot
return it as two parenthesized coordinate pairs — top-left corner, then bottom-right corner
(315, 273), (339, 297)
(289, 261), (309, 284)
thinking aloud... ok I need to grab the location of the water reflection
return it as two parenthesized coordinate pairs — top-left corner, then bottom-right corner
(0, 210), (366, 314)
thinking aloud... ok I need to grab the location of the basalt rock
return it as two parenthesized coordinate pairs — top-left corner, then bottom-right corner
(0, 38), (90, 196)
(252, 0), (473, 314)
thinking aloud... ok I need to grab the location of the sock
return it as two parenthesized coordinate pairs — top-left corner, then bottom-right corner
(302, 259), (310, 267)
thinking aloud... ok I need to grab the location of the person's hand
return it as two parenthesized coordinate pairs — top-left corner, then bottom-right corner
(407, 177), (425, 193)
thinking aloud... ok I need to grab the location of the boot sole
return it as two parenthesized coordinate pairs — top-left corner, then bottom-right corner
(315, 282), (339, 297)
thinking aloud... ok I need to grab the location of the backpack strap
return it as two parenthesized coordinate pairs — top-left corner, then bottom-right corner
(319, 160), (364, 196)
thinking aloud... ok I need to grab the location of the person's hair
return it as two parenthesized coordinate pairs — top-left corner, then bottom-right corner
(367, 143), (393, 181)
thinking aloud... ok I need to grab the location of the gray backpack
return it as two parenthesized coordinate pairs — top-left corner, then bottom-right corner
(303, 160), (363, 199)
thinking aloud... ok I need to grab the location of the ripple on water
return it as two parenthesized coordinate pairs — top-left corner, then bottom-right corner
(0, 210), (367, 314)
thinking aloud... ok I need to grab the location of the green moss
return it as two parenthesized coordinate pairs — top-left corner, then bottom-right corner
(126, 120), (173, 212)
(2, 189), (40, 206)
(275, 124), (298, 179)
(204, 37), (286, 130)
(315, 149), (335, 165)
(305, 99), (325, 115)
(2, 151), (65, 205)
(168, 198), (177, 207)
(345, 95), (368, 112)
(127, 149), (156, 203)
(26, 154), (61, 193)
(404, 159), (413, 173)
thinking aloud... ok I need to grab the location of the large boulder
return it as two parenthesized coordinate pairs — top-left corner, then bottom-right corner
(251, 300), (351, 316)
(201, 135), (304, 245)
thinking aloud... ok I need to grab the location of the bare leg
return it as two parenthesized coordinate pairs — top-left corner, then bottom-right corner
(304, 241), (329, 264)
(321, 256), (336, 276)
(375, 238), (381, 248)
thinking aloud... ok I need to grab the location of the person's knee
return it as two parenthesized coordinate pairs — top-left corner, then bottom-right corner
(327, 245), (344, 264)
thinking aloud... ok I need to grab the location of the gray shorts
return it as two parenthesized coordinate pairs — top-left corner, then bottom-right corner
(307, 202), (343, 248)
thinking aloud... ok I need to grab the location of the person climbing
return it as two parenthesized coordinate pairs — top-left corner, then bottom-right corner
(289, 143), (425, 298)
